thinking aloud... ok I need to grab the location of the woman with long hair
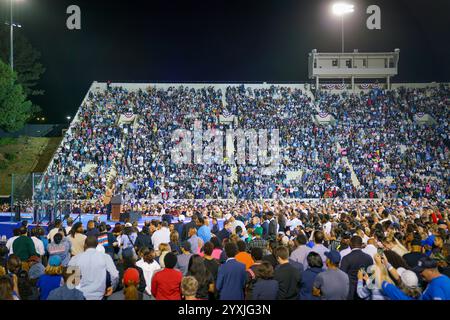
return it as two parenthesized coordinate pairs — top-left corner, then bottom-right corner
(0, 276), (19, 300)
(357, 253), (393, 300)
(383, 249), (410, 269)
(157, 243), (171, 268)
(68, 222), (87, 256)
(186, 254), (214, 300)
(169, 231), (181, 254)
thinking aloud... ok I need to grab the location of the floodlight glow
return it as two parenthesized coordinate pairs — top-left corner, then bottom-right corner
(332, 3), (354, 16)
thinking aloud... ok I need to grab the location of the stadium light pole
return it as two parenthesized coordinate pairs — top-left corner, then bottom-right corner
(5, 0), (23, 72)
(332, 3), (354, 53)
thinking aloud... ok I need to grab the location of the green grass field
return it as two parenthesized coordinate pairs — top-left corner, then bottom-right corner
(0, 136), (62, 195)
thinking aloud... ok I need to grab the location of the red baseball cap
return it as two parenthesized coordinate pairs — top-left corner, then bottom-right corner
(123, 268), (140, 286)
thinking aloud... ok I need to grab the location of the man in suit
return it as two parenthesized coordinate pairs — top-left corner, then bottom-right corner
(216, 242), (247, 300)
(260, 214), (269, 239)
(340, 235), (373, 300)
(181, 214), (199, 242)
(268, 212), (278, 240)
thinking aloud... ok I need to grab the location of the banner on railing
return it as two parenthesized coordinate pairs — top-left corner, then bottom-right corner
(360, 83), (382, 90)
(321, 84), (347, 90)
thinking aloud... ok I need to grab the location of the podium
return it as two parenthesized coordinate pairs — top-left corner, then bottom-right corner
(110, 195), (123, 222)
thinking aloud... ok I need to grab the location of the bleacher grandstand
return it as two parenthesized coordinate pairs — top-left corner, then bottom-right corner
(33, 81), (448, 212)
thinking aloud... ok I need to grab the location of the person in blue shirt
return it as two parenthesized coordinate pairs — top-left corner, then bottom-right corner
(382, 257), (450, 300)
(415, 257), (450, 300)
(37, 255), (64, 300)
(197, 217), (212, 244)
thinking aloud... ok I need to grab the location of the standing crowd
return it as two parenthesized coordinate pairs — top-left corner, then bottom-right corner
(0, 199), (449, 300)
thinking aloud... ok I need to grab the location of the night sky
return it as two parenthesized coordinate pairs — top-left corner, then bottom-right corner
(2, 0), (450, 123)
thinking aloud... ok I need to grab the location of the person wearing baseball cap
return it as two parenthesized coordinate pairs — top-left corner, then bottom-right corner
(312, 250), (349, 300)
(413, 257), (450, 300)
(381, 267), (422, 300)
(403, 238), (427, 269)
(108, 268), (142, 300)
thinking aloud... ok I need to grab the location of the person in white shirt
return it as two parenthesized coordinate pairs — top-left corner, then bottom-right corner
(47, 220), (63, 243)
(323, 217), (333, 237)
(30, 228), (45, 256)
(362, 238), (378, 259)
(286, 214), (303, 231)
(65, 217), (74, 235)
(6, 230), (19, 255)
(136, 247), (161, 297)
(151, 221), (171, 250)
(68, 235), (119, 300)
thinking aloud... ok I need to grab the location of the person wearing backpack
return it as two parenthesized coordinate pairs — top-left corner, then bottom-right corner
(119, 223), (138, 260)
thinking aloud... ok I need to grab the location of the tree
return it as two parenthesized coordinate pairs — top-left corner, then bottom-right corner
(0, 26), (46, 98)
(0, 59), (33, 132)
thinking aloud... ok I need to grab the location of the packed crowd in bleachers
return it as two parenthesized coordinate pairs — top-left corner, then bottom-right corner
(1, 198), (449, 300)
(33, 83), (449, 211)
(318, 85), (449, 200)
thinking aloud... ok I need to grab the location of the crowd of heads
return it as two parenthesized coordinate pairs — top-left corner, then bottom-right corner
(30, 83), (447, 211)
(0, 198), (449, 300)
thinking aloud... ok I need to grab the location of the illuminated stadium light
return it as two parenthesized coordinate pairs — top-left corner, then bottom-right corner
(331, 3), (354, 53)
(332, 3), (354, 16)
